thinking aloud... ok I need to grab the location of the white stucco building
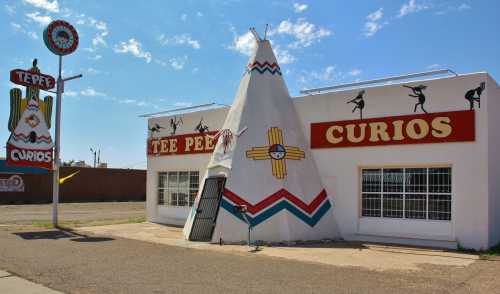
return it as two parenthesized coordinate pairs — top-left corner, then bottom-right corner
(146, 71), (500, 250)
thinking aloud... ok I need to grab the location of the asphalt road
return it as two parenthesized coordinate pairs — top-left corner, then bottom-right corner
(1, 227), (499, 294)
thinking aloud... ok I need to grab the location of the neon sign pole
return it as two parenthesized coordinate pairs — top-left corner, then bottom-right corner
(44, 20), (81, 226)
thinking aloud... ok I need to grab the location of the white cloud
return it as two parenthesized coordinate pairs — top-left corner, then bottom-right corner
(458, 3), (471, 10)
(228, 30), (256, 56)
(299, 65), (361, 86)
(398, 0), (429, 18)
(367, 8), (383, 21)
(80, 88), (106, 97)
(25, 12), (52, 26)
(312, 65), (336, 81)
(75, 15), (109, 50)
(274, 45), (295, 64)
(196, 11), (203, 17)
(435, 3), (471, 15)
(11, 22), (38, 39)
(298, 66), (337, 85)
(274, 18), (332, 48)
(348, 69), (362, 76)
(86, 67), (100, 75)
(64, 90), (78, 97)
(427, 63), (443, 69)
(23, 0), (59, 13)
(157, 34), (201, 49)
(170, 56), (188, 70)
(363, 8), (385, 37)
(180, 14), (187, 21)
(173, 102), (193, 107)
(89, 54), (102, 60)
(5, 4), (15, 15)
(122, 99), (137, 104)
(113, 39), (152, 63)
(364, 22), (383, 37)
(293, 3), (308, 13)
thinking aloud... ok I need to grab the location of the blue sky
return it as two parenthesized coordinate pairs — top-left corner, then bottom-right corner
(1, 0), (499, 168)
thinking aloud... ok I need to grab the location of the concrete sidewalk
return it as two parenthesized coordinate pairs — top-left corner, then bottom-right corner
(0, 270), (63, 294)
(78, 222), (478, 272)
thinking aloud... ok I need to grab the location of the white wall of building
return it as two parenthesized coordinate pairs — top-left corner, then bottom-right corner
(147, 72), (499, 249)
(147, 107), (228, 225)
(294, 73), (490, 249)
(488, 76), (500, 248)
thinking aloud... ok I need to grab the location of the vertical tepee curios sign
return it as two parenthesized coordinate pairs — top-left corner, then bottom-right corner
(7, 60), (55, 169)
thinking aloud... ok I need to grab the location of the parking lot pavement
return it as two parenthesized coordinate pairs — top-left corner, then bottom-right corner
(1, 225), (500, 294)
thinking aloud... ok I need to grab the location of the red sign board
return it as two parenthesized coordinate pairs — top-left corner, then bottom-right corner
(148, 131), (219, 156)
(10, 69), (55, 90)
(6, 144), (53, 170)
(311, 110), (475, 149)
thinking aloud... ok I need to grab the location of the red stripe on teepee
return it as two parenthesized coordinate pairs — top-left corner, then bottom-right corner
(223, 188), (327, 215)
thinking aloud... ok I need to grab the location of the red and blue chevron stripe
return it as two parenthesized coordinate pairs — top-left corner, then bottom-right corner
(246, 61), (282, 76)
(221, 188), (331, 227)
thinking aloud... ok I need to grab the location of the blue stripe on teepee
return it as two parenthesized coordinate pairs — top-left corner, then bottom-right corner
(221, 198), (331, 227)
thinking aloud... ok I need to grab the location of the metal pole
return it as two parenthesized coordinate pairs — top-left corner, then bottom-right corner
(52, 55), (62, 227)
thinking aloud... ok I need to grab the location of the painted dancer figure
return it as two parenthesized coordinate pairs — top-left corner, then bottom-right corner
(194, 118), (209, 133)
(404, 85), (428, 114)
(465, 82), (485, 110)
(149, 123), (164, 133)
(169, 116), (183, 135)
(346, 90), (365, 120)
(149, 123), (164, 138)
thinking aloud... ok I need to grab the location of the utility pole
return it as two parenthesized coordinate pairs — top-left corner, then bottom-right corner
(90, 147), (97, 168)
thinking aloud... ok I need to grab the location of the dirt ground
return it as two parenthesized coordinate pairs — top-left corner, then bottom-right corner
(0, 202), (145, 226)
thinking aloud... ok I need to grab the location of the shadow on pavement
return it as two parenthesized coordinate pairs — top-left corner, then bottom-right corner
(14, 230), (73, 240)
(13, 227), (114, 243)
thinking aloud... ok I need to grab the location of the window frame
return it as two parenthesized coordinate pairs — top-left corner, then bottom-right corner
(157, 171), (200, 207)
(359, 165), (452, 222)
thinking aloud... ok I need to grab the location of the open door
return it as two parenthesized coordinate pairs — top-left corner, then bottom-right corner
(188, 176), (226, 241)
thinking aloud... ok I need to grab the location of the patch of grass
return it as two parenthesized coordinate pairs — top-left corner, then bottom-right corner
(457, 243), (478, 254)
(456, 242), (500, 258)
(482, 243), (500, 256)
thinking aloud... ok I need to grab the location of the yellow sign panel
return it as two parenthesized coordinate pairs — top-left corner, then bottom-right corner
(246, 127), (305, 179)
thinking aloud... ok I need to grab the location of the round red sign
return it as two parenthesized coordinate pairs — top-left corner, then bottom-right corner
(43, 20), (79, 56)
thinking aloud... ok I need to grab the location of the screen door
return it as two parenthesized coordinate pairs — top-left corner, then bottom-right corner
(188, 176), (226, 241)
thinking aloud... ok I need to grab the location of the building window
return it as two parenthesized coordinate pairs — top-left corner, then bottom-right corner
(361, 167), (451, 221)
(158, 171), (199, 207)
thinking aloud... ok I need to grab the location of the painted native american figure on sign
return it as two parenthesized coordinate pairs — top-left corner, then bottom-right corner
(465, 82), (485, 110)
(346, 90), (365, 120)
(7, 59), (54, 169)
(403, 84), (428, 114)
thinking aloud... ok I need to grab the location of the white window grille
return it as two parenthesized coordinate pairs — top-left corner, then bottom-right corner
(158, 171), (199, 207)
(361, 167), (451, 221)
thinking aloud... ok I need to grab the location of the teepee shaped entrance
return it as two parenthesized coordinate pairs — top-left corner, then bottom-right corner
(184, 28), (339, 243)
(188, 176), (226, 241)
